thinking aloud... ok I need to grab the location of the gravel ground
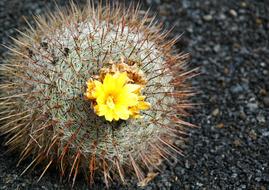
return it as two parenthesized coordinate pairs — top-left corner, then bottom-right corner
(0, 0), (269, 189)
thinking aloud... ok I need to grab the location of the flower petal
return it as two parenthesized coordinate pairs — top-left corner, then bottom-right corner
(138, 101), (151, 110)
(115, 72), (128, 87)
(124, 84), (141, 93)
(117, 92), (138, 107)
(103, 73), (116, 93)
(116, 105), (130, 120)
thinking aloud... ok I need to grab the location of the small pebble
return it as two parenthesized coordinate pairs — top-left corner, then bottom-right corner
(239, 111), (247, 120)
(263, 97), (269, 107)
(233, 43), (241, 49)
(249, 130), (257, 140)
(247, 102), (258, 111)
(262, 131), (269, 137)
(257, 114), (265, 123)
(232, 173), (238, 178)
(256, 18), (262, 25)
(233, 139), (242, 147)
(212, 108), (220, 116)
(260, 62), (266, 67)
(203, 14), (213, 21)
(240, 2), (247, 7)
(229, 9), (238, 17)
(216, 123), (224, 128)
(219, 13), (226, 20)
(222, 68), (228, 76)
(213, 44), (221, 52)
(259, 89), (267, 96)
(231, 84), (243, 93)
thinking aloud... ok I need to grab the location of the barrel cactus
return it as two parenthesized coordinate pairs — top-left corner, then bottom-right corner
(0, 1), (196, 187)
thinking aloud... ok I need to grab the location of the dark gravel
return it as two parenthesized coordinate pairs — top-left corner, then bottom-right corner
(0, 0), (269, 189)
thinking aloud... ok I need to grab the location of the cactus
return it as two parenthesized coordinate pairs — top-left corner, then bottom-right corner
(0, 1), (196, 187)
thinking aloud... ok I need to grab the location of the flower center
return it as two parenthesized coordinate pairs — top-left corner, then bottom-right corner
(106, 96), (115, 109)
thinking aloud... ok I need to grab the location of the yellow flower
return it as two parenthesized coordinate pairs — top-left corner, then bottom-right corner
(85, 72), (150, 122)
(129, 96), (151, 118)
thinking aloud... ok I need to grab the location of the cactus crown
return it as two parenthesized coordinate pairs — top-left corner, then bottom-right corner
(0, 1), (196, 187)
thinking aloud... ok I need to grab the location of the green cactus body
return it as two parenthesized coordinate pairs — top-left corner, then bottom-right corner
(0, 2), (195, 187)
